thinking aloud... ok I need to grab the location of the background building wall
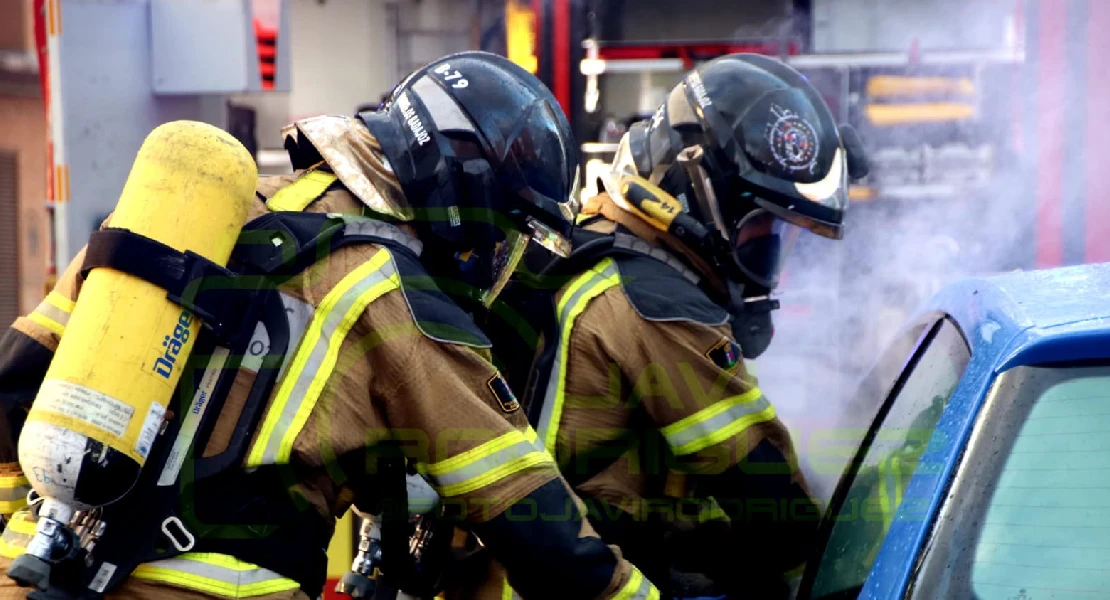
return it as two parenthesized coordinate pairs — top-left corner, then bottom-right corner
(0, 96), (48, 315)
(0, 0), (46, 314)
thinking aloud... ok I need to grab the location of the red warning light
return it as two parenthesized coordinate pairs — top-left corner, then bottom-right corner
(254, 19), (277, 90)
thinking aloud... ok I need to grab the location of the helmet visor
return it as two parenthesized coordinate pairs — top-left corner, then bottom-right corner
(732, 209), (800, 290)
(478, 227), (532, 308)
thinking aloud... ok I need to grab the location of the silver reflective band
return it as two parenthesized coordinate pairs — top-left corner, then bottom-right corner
(0, 528), (31, 551)
(424, 436), (542, 491)
(627, 574), (656, 599)
(140, 557), (291, 588)
(253, 256), (398, 465)
(535, 261), (621, 450)
(662, 394), (773, 455)
(33, 301), (70, 329)
(0, 484), (30, 502)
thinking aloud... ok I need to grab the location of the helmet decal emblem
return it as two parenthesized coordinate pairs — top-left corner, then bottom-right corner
(397, 92), (431, 146)
(767, 104), (819, 174)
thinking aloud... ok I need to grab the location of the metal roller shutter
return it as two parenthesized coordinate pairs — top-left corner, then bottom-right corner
(0, 151), (19, 326)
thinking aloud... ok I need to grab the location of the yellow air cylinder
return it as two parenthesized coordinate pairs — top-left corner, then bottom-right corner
(18, 120), (257, 512)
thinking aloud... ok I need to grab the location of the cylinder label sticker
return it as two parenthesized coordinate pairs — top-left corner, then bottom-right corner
(158, 347), (230, 486)
(135, 401), (166, 461)
(35, 380), (134, 438)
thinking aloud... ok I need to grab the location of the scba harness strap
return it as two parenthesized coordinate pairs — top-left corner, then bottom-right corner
(29, 212), (425, 600)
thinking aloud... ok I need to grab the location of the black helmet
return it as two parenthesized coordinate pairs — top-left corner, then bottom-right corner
(359, 50), (580, 307)
(608, 53), (867, 291)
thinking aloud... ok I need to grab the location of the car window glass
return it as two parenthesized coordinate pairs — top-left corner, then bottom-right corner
(909, 364), (1110, 600)
(969, 366), (1110, 598)
(808, 318), (970, 598)
(805, 318), (934, 499)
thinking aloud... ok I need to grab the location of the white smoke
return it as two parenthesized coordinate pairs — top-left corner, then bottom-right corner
(758, 1), (1036, 502)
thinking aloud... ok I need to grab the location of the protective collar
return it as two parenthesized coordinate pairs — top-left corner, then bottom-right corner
(280, 115), (413, 221)
(580, 193), (727, 295)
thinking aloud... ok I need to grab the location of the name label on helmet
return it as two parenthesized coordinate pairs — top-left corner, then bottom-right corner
(687, 71), (713, 108)
(397, 92), (431, 146)
(433, 62), (469, 89)
(651, 104), (666, 129)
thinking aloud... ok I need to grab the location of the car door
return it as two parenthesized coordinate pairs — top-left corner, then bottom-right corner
(797, 313), (972, 600)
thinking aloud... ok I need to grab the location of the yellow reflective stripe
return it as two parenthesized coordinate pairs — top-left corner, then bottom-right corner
(44, 291), (75, 313)
(433, 450), (554, 497)
(501, 567), (656, 600)
(0, 475), (30, 512)
(614, 567), (659, 600)
(27, 291), (75, 336)
(698, 501), (728, 523)
(659, 387), (776, 456)
(7, 513), (36, 535)
(419, 430), (524, 476)
(0, 472), (30, 510)
(132, 553), (299, 598)
(537, 259), (621, 455)
(418, 427), (539, 474)
(0, 474), (29, 490)
(27, 312), (64, 337)
(0, 512), (33, 559)
(0, 499), (27, 514)
(247, 249), (399, 467)
(0, 535), (28, 559)
(265, 170), (338, 212)
(554, 259), (602, 316)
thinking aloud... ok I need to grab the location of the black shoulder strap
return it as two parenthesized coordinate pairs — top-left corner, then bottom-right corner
(229, 212), (423, 279)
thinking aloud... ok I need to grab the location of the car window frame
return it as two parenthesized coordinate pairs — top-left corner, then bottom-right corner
(906, 359), (1110, 599)
(798, 311), (971, 599)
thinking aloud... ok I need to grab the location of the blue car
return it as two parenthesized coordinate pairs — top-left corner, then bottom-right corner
(795, 263), (1110, 600)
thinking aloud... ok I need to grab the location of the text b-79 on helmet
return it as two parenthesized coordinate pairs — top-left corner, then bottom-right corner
(359, 50), (582, 308)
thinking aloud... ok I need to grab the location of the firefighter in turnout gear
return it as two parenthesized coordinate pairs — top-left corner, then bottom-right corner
(0, 51), (658, 600)
(486, 54), (871, 599)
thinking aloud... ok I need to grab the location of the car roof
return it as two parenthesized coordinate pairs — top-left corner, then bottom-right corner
(922, 262), (1110, 372)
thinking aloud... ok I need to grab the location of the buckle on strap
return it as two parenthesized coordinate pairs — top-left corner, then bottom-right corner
(80, 228), (265, 345)
(161, 517), (195, 553)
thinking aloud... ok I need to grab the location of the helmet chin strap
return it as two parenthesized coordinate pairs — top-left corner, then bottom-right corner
(726, 279), (780, 360)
